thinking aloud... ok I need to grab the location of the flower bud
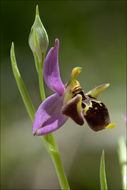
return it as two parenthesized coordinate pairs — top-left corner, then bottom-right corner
(29, 5), (49, 62)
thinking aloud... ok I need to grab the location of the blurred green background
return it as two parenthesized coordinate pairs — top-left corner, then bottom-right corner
(1, 0), (126, 189)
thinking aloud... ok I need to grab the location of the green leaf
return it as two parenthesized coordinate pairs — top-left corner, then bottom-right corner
(100, 150), (108, 190)
(10, 42), (35, 121)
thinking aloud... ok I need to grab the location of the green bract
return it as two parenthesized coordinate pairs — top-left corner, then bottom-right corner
(29, 5), (49, 63)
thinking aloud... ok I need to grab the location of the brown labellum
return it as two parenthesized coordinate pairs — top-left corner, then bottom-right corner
(62, 95), (84, 125)
(84, 100), (110, 131)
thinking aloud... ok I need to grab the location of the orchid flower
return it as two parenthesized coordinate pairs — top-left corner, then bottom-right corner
(32, 39), (115, 136)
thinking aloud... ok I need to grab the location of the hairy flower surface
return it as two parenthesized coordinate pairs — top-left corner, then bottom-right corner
(32, 39), (115, 136)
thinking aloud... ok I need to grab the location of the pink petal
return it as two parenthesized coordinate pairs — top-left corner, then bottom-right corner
(43, 39), (65, 96)
(32, 93), (68, 136)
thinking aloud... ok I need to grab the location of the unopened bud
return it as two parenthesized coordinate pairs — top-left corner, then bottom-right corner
(29, 5), (49, 62)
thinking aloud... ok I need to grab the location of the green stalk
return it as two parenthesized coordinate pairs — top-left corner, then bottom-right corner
(40, 135), (70, 190)
(10, 43), (70, 190)
(51, 151), (70, 190)
(118, 137), (127, 190)
(33, 53), (46, 101)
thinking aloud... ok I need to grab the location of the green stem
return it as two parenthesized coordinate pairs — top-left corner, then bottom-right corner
(51, 151), (70, 190)
(118, 137), (127, 190)
(40, 135), (70, 190)
(34, 53), (46, 101)
(38, 67), (45, 101)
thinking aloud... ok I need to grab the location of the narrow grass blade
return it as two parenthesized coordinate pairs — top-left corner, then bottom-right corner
(10, 42), (35, 121)
(100, 150), (108, 190)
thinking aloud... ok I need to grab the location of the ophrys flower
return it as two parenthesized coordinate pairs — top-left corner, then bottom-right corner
(32, 39), (115, 136)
